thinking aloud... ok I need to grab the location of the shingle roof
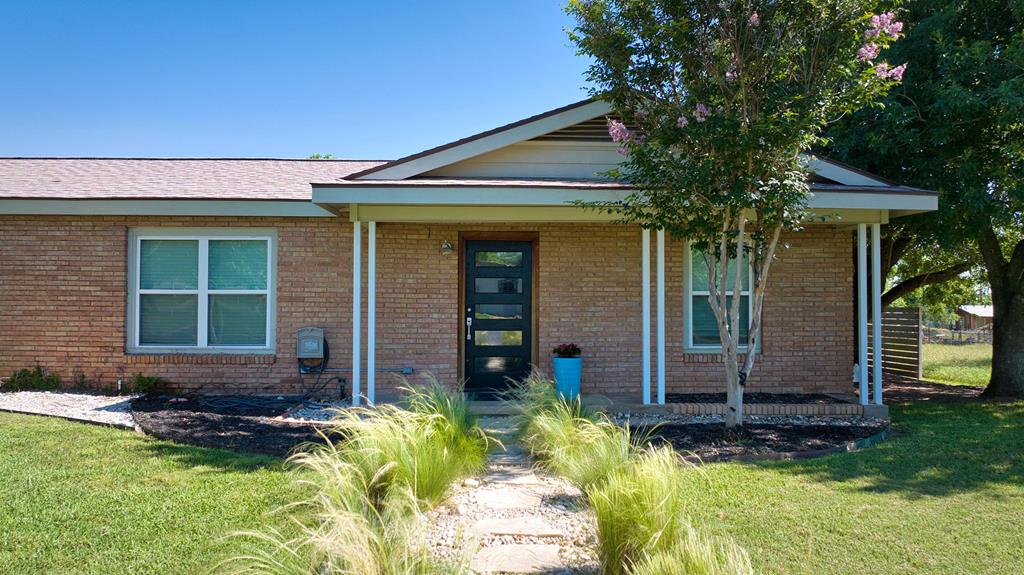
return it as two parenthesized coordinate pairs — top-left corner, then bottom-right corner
(0, 158), (388, 200)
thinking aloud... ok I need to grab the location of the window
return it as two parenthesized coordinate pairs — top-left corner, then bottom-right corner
(686, 245), (752, 349)
(129, 230), (275, 352)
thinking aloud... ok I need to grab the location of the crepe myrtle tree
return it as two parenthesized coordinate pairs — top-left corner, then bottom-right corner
(567, 0), (905, 426)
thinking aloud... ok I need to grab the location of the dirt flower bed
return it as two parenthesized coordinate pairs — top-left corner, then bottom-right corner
(131, 395), (324, 457)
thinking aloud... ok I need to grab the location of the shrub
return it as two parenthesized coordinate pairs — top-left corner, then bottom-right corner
(132, 373), (163, 394)
(4, 366), (61, 392)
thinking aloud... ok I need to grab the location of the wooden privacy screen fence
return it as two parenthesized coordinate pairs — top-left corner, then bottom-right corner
(868, 306), (922, 382)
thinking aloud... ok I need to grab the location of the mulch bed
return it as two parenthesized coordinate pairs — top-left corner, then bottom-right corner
(131, 395), (327, 457)
(664, 392), (846, 404)
(644, 422), (887, 462)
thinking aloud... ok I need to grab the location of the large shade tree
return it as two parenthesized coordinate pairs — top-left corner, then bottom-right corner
(567, 0), (905, 426)
(826, 0), (1024, 396)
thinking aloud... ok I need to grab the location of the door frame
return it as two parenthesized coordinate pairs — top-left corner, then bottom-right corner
(458, 231), (539, 384)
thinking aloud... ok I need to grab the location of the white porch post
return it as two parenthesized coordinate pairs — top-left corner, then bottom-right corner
(871, 223), (883, 405)
(641, 228), (651, 405)
(857, 224), (869, 405)
(367, 221), (376, 405)
(656, 229), (666, 405)
(352, 220), (362, 407)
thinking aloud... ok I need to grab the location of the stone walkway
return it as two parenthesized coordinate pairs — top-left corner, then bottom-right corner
(424, 416), (597, 574)
(0, 391), (137, 428)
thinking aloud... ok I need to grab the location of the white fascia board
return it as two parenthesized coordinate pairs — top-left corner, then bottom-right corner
(314, 186), (629, 206)
(315, 186), (937, 212)
(359, 100), (614, 180)
(804, 156), (891, 186)
(0, 199), (337, 217)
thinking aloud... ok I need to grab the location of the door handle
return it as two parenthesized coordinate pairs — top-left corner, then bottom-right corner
(466, 310), (472, 340)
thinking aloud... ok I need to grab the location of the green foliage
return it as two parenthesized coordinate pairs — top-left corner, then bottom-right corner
(4, 366), (61, 392)
(131, 373), (163, 394)
(567, 0), (905, 418)
(222, 381), (484, 574)
(512, 373), (750, 574)
(306, 153), (335, 160)
(220, 447), (463, 575)
(826, 0), (1023, 240)
(627, 522), (754, 575)
(320, 395), (489, 509)
(826, 0), (1024, 394)
(566, 0), (900, 246)
(588, 446), (693, 574)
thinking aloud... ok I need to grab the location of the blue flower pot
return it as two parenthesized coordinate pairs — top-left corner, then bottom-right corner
(552, 357), (583, 401)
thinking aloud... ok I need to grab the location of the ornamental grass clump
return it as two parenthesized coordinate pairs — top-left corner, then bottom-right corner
(221, 380), (486, 574)
(220, 445), (463, 575)
(324, 382), (490, 508)
(627, 523), (754, 575)
(510, 372), (642, 489)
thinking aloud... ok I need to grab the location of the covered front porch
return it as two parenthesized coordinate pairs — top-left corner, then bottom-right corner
(318, 192), (894, 414)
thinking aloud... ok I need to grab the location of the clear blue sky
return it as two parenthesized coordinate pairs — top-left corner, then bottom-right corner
(0, 1), (592, 159)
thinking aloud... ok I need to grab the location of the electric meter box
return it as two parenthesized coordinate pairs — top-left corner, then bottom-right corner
(296, 327), (325, 359)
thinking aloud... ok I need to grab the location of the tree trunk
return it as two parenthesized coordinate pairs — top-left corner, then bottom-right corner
(986, 298), (1024, 397)
(977, 227), (1024, 397)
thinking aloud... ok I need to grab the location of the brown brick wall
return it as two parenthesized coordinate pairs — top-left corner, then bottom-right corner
(0, 216), (854, 397)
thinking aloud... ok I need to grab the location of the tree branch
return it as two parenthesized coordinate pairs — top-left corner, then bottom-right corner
(977, 225), (1008, 296)
(881, 261), (975, 308)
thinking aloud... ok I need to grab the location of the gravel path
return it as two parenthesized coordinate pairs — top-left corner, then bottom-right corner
(0, 391), (138, 428)
(424, 417), (598, 574)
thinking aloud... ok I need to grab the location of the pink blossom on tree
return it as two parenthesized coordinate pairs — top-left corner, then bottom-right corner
(867, 12), (903, 40)
(677, 115), (689, 128)
(607, 119), (631, 142)
(693, 103), (710, 122)
(888, 63), (907, 81)
(748, 12), (760, 26)
(857, 42), (879, 62)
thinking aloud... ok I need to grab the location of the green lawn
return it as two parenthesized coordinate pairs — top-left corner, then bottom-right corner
(683, 401), (1024, 575)
(0, 413), (303, 575)
(923, 343), (993, 386)
(3, 402), (1023, 575)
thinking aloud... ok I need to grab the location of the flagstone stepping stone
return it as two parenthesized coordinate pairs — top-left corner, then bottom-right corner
(474, 486), (542, 509)
(484, 469), (544, 485)
(470, 543), (563, 574)
(469, 517), (564, 538)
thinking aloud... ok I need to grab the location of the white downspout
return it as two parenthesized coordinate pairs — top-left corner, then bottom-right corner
(352, 220), (362, 407)
(641, 228), (651, 405)
(871, 223), (883, 405)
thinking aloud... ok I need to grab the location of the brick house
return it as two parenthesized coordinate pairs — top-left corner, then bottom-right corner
(0, 99), (936, 407)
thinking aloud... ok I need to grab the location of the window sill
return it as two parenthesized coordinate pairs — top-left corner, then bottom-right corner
(125, 352), (276, 365)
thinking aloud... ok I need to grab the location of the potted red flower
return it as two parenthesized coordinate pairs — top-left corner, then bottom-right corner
(552, 343), (582, 400)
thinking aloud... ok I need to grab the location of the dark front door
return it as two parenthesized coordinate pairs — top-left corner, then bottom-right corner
(464, 240), (533, 398)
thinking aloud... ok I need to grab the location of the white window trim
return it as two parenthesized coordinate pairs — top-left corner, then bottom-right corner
(127, 228), (277, 354)
(683, 243), (755, 353)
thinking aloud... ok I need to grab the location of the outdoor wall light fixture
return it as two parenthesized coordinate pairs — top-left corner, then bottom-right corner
(440, 239), (454, 256)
